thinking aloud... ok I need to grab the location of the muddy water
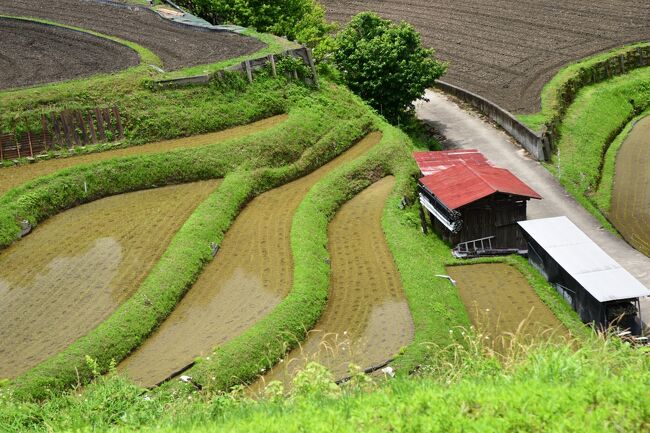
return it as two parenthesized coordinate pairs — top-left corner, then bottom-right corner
(0, 115), (286, 196)
(609, 116), (650, 257)
(118, 132), (382, 387)
(446, 264), (567, 347)
(252, 177), (413, 392)
(0, 181), (219, 378)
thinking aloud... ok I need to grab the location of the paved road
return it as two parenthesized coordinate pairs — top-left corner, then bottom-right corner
(416, 89), (650, 321)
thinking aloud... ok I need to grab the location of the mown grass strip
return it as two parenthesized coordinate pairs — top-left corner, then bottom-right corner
(9, 85), (375, 400)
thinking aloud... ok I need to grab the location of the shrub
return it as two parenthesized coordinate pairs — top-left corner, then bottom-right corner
(175, 0), (335, 46)
(329, 12), (446, 122)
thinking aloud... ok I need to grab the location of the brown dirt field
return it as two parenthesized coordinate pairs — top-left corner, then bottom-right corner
(118, 132), (382, 387)
(446, 263), (568, 348)
(0, 0), (264, 72)
(322, 0), (650, 113)
(0, 180), (219, 378)
(609, 116), (650, 257)
(0, 17), (139, 91)
(251, 177), (413, 392)
(0, 115), (286, 196)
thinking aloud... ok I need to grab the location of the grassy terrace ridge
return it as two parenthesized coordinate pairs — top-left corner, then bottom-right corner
(517, 42), (650, 133)
(595, 109), (650, 213)
(544, 66), (650, 232)
(0, 14), (289, 142)
(6, 81), (375, 400)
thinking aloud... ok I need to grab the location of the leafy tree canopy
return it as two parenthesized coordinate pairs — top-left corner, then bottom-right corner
(331, 12), (446, 122)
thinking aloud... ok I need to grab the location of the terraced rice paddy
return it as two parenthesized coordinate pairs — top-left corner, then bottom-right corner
(0, 115), (286, 196)
(446, 263), (567, 347)
(118, 133), (382, 387)
(253, 177), (413, 391)
(0, 181), (218, 378)
(609, 116), (650, 257)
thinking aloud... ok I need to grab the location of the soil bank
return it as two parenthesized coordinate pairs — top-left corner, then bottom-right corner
(252, 176), (414, 392)
(118, 133), (382, 387)
(0, 181), (218, 378)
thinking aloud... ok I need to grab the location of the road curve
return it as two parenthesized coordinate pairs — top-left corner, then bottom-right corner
(415, 89), (650, 319)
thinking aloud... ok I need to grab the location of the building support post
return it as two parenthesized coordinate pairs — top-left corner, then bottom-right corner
(419, 205), (428, 234)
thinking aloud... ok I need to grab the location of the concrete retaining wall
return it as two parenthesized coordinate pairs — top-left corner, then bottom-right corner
(436, 80), (550, 161)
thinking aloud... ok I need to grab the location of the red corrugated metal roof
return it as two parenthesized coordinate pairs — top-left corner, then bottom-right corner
(419, 164), (542, 209)
(413, 149), (490, 176)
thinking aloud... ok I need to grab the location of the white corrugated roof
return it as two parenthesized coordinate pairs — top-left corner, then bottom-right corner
(518, 216), (650, 302)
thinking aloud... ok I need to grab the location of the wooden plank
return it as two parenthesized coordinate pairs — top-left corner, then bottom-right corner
(112, 106), (124, 139)
(87, 111), (97, 144)
(41, 114), (49, 150)
(0, 134), (4, 161)
(51, 112), (62, 147)
(95, 108), (106, 142)
(76, 110), (88, 145)
(268, 54), (277, 78)
(70, 110), (81, 147)
(26, 131), (34, 158)
(60, 111), (73, 148)
(102, 108), (115, 141)
(244, 60), (253, 83)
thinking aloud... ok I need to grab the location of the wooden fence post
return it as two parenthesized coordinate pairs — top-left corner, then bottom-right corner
(0, 135), (4, 161)
(244, 60), (253, 83)
(75, 111), (88, 145)
(304, 47), (319, 87)
(27, 131), (34, 158)
(41, 114), (49, 151)
(87, 111), (97, 144)
(113, 106), (124, 139)
(95, 108), (106, 142)
(268, 54), (277, 78)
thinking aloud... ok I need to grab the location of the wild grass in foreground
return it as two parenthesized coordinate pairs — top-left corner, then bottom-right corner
(1, 331), (647, 433)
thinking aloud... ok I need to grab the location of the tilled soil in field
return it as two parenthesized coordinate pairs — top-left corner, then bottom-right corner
(0, 115), (286, 196)
(118, 132), (382, 387)
(0, 181), (218, 378)
(609, 116), (650, 257)
(446, 263), (568, 349)
(253, 177), (413, 392)
(0, 17), (139, 91)
(322, 0), (650, 113)
(0, 0), (264, 72)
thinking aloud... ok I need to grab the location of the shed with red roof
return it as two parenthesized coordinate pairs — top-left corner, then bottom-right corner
(415, 150), (541, 255)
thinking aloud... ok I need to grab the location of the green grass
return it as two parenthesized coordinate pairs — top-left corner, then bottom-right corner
(5, 81), (375, 400)
(0, 15), (294, 141)
(544, 67), (650, 230)
(517, 42), (650, 133)
(594, 109), (650, 212)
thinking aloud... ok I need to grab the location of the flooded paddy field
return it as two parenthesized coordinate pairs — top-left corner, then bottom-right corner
(253, 177), (413, 392)
(609, 116), (650, 257)
(0, 180), (218, 378)
(0, 115), (286, 196)
(118, 133), (382, 387)
(446, 263), (567, 346)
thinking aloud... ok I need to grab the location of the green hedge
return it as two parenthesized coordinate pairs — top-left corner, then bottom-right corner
(9, 86), (374, 400)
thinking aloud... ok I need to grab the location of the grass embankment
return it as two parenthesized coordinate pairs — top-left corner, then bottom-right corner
(4, 83), (375, 400)
(0, 15), (289, 145)
(545, 67), (650, 230)
(517, 42), (650, 132)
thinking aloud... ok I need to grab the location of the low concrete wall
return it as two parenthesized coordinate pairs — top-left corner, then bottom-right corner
(436, 80), (550, 161)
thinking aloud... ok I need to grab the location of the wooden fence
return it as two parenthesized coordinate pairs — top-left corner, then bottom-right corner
(153, 46), (318, 89)
(0, 107), (124, 162)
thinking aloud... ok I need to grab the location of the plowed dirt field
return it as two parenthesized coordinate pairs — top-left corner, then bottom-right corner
(323, 0), (650, 113)
(0, 0), (263, 72)
(0, 17), (139, 91)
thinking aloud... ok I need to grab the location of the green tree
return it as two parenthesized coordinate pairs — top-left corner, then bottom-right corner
(331, 12), (446, 122)
(175, 0), (334, 45)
